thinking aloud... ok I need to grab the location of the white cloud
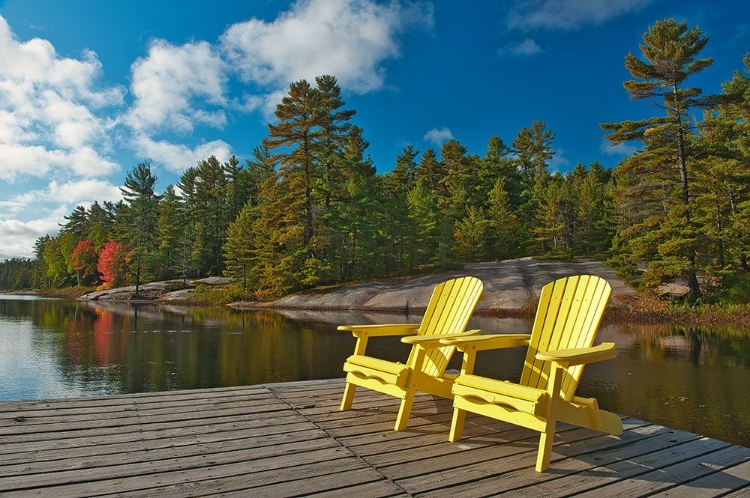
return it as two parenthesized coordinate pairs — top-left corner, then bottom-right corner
(133, 135), (232, 173)
(0, 143), (120, 181)
(9, 180), (121, 211)
(600, 140), (638, 157)
(47, 179), (122, 205)
(125, 39), (228, 134)
(220, 0), (433, 94)
(122, 0), (434, 169)
(498, 38), (543, 57)
(423, 127), (454, 145)
(0, 1), (435, 258)
(0, 215), (61, 260)
(0, 15), (124, 183)
(506, 0), (654, 31)
(0, 179), (122, 259)
(0, 199), (27, 217)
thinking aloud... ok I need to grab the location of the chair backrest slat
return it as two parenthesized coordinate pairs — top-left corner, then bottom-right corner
(520, 275), (611, 400)
(407, 276), (484, 377)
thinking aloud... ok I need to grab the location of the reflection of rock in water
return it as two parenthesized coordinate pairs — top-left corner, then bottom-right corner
(659, 334), (703, 364)
(78, 300), (174, 321)
(659, 335), (692, 352)
(75, 299), (233, 328)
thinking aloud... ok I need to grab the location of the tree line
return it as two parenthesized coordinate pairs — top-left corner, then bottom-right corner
(1, 19), (749, 303)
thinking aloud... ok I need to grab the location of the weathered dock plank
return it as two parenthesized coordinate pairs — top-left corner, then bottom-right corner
(0, 378), (747, 497)
(651, 459), (750, 496)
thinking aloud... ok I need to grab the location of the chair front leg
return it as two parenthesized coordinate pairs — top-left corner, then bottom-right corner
(536, 362), (565, 472)
(395, 382), (417, 431)
(340, 381), (356, 411)
(536, 415), (557, 472)
(449, 407), (466, 441)
(395, 346), (427, 431)
(448, 348), (477, 442)
(340, 334), (371, 411)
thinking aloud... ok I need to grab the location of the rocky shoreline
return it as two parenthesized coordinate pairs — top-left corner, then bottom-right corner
(70, 258), (750, 325)
(76, 276), (231, 302)
(77, 258), (630, 313)
(230, 258), (635, 313)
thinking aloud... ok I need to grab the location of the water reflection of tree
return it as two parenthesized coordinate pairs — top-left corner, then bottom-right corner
(605, 322), (750, 448)
(26, 300), (357, 394)
(11, 298), (750, 447)
(614, 322), (750, 368)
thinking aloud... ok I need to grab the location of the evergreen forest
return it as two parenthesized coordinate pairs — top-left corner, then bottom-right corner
(2, 19), (750, 305)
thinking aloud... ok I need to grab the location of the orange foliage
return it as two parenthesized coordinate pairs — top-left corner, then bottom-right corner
(97, 241), (129, 289)
(71, 240), (99, 284)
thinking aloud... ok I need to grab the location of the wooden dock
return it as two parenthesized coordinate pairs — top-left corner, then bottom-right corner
(1, 378), (749, 497)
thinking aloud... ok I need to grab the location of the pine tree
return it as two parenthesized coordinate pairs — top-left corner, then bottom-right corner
(224, 202), (257, 288)
(259, 75), (355, 290)
(571, 163), (613, 255)
(479, 136), (522, 209)
(223, 155), (250, 223)
(383, 146), (419, 274)
(176, 167), (201, 277)
(388, 145), (418, 192)
(61, 205), (88, 239)
(264, 78), (324, 258)
(486, 178), (526, 259)
(223, 147), (276, 288)
(86, 202), (115, 248)
(693, 54), (750, 272)
(453, 206), (490, 262)
(315, 74), (356, 212)
(154, 185), (183, 279)
(31, 236), (52, 289)
(407, 184), (454, 269)
(333, 126), (381, 280)
(120, 160), (160, 296)
(245, 145), (275, 208)
(513, 121), (555, 244)
(439, 139), (472, 213)
(602, 19), (717, 301)
(194, 156), (231, 276)
(414, 147), (447, 199)
(534, 180), (568, 254)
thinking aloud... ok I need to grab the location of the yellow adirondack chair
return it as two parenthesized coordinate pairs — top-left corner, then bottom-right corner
(339, 276), (484, 431)
(441, 274), (623, 472)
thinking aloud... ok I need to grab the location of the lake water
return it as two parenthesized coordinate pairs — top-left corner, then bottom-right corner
(1, 294), (749, 448)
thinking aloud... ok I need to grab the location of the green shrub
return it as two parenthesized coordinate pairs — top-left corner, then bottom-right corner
(190, 284), (253, 306)
(719, 274), (750, 305)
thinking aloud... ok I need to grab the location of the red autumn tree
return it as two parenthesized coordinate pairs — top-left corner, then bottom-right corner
(97, 241), (129, 289)
(70, 240), (99, 285)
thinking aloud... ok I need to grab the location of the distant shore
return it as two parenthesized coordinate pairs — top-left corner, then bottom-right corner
(21, 258), (750, 326)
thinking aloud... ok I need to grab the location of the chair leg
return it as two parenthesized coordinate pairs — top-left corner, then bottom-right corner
(394, 384), (417, 431)
(535, 421), (556, 472)
(449, 407), (466, 442)
(340, 382), (356, 411)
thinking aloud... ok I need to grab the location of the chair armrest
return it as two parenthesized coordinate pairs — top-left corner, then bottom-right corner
(439, 333), (531, 351)
(536, 342), (617, 367)
(337, 323), (419, 337)
(401, 329), (481, 347)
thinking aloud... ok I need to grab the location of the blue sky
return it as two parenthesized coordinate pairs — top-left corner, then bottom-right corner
(0, 0), (748, 260)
